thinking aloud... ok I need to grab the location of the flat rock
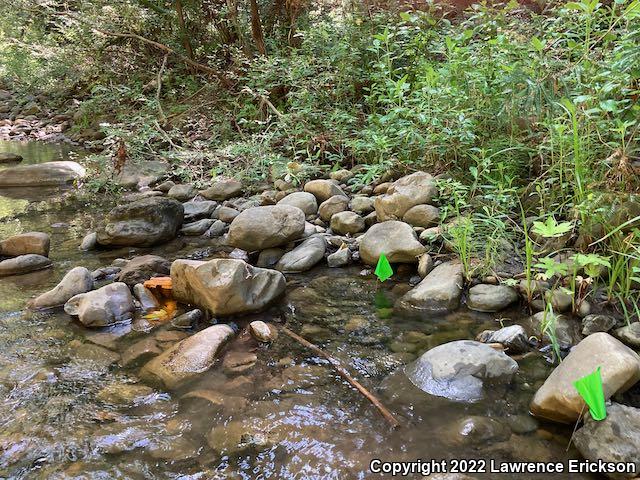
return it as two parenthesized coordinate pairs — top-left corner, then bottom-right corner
(0, 232), (50, 257)
(531, 333), (640, 423)
(399, 261), (463, 312)
(275, 235), (326, 273)
(0, 254), (52, 277)
(0, 161), (85, 187)
(180, 218), (215, 236)
(358, 220), (426, 265)
(171, 258), (286, 315)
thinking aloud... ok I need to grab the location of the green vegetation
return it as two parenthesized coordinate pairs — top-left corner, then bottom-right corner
(1, 0), (639, 329)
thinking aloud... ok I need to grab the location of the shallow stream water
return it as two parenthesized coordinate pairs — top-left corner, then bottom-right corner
(0, 140), (596, 479)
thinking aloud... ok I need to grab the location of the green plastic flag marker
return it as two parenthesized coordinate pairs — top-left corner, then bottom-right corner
(574, 367), (607, 421)
(375, 253), (393, 282)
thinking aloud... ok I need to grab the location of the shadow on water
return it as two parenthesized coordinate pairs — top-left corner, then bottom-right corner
(0, 140), (598, 479)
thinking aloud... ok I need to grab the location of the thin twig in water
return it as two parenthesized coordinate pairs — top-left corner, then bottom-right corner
(279, 326), (400, 429)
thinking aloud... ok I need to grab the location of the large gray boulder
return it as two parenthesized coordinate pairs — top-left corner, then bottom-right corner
(0, 161), (85, 187)
(574, 403), (640, 479)
(466, 284), (519, 312)
(96, 197), (184, 247)
(64, 282), (134, 327)
(140, 324), (235, 389)
(227, 205), (305, 251)
(402, 204), (440, 228)
(375, 171), (437, 221)
(171, 258), (286, 315)
(405, 340), (518, 402)
(531, 333), (640, 423)
(0, 232), (50, 257)
(0, 254), (52, 277)
(358, 220), (426, 265)
(399, 261), (463, 312)
(277, 192), (318, 215)
(29, 267), (93, 309)
(275, 235), (326, 273)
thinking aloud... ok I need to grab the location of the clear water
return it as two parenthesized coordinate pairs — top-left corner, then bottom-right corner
(0, 141), (595, 479)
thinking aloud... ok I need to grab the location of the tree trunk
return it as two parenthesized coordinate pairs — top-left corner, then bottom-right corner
(249, 0), (267, 56)
(175, 0), (195, 61)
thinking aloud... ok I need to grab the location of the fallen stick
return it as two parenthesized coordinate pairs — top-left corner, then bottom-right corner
(279, 326), (400, 429)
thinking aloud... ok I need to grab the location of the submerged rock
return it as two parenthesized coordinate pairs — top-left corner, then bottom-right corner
(0, 254), (52, 277)
(531, 333), (640, 423)
(404, 340), (518, 403)
(0, 161), (85, 187)
(64, 282), (134, 327)
(574, 403), (640, 479)
(466, 284), (519, 312)
(140, 324), (235, 389)
(171, 258), (286, 315)
(0, 232), (50, 257)
(275, 235), (326, 273)
(358, 220), (426, 265)
(0, 152), (22, 163)
(97, 197), (184, 247)
(227, 205), (305, 251)
(399, 261), (463, 312)
(29, 266), (93, 309)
